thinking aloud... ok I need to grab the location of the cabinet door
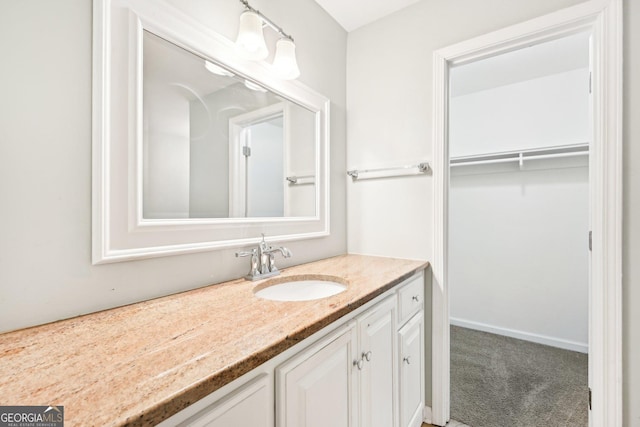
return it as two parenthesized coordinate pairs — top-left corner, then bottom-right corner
(397, 272), (424, 326)
(177, 373), (272, 427)
(358, 296), (397, 427)
(398, 311), (424, 427)
(277, 323), (357, 427)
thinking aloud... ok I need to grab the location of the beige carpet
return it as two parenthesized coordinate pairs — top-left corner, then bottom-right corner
(450, 325), (588, 427)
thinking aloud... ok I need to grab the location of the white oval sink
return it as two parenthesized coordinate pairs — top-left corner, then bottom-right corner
(254, 275), (347, 302)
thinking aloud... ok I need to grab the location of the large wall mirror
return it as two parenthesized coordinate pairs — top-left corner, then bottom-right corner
(143, 31), (317, 220)
(93, 0), (330, 263)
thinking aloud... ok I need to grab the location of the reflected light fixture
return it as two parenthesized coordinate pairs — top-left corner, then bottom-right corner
(244, 79), (268, 92)
(204, 60), (235, 77)
(235, 0), (301, 80)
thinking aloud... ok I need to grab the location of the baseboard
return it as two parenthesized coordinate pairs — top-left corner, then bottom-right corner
(450, 317), (588, 354)
(423, 405), (432, 424)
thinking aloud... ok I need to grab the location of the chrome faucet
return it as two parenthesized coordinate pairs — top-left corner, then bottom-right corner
(236, 234), (292, 281)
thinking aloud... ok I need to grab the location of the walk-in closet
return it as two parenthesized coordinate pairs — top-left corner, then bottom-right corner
(448, 31), (591, 427)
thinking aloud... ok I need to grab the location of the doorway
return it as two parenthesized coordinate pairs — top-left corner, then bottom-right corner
(447, 31), (591, 426)
(429, 1), (622, 426)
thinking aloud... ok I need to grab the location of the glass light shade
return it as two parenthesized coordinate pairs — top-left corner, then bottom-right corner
(204, 60), (234, 77)
(244, 79), (268, 92)
(235, 11), (268, 61)
(272, 39), (300, 80)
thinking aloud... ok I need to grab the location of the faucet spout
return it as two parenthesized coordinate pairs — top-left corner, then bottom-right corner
(273, 247), (292, 258)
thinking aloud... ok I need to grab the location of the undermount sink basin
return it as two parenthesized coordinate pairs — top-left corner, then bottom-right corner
(254, 275), (348, 302)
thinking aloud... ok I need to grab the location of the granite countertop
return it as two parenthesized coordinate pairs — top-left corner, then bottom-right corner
(0, 254), (428, 426)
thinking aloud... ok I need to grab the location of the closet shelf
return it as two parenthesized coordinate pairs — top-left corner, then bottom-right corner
(450, 143), (589, 168)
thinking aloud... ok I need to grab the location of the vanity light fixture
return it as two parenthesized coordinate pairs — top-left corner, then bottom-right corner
(235, 0), (301, 80)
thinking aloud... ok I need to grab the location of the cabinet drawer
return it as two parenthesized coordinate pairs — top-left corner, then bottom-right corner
(397, 273), (424, 326)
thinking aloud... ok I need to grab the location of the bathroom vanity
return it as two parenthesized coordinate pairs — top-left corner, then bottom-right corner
(0, 255), (428, 426)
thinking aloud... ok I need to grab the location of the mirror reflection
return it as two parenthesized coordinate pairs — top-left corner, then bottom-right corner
(142, 31), (316, 219)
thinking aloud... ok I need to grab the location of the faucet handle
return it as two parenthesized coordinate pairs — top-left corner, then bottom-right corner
(235, 249), (257, 257)
(236, 248), (260, 278)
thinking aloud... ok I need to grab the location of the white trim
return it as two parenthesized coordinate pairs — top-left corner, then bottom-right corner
(587, 2), (623, 426)
(450, 317), (589, 354)
(431, 1), (622, 426)
(431, 47), (450, 426)
(422, 405), (432, 425)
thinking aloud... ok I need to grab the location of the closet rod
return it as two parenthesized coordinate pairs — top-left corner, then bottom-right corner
(450, 143), (589, 167)
(450, 150), (588, 167)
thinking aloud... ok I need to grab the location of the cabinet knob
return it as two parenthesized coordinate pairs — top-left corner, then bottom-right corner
(353, 358), (364, 370)
(412, 295), (420, 302)
(363, 351), (372, 362)
(403, 356), (411, 365)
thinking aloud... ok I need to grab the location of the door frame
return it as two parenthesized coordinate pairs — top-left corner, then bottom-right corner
(430, 1), (622, 426)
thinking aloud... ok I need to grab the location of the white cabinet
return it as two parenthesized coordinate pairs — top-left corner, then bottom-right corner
(160, 271), (426, 427)
(276, 323), (358, 427)
(277, 296), (398, 427)
(357, 296), (397, 427)
(172, 373), (272, 427)
(398, 311), (425, 427)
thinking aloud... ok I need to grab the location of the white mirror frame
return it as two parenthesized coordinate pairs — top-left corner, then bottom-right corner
(92, 0), (330, 264)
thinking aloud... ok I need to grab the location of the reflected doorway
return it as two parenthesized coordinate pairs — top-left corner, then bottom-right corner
(229, 103), (286, 218)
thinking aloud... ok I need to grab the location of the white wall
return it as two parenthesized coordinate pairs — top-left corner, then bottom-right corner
(0, 0), (347, 333)
(449, 166), (589, 352)
(347, 0), (585, 260)
(450, 68), (590, 157)
(347, 0), (640, 423)
(142, 31), (192, 219)
(143, 77), (191, 219)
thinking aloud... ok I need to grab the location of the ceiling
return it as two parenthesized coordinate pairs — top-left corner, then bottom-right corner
(312, 1), (590, 96)
(450, 31), (591, 97)
(313, 0), (421, 32)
